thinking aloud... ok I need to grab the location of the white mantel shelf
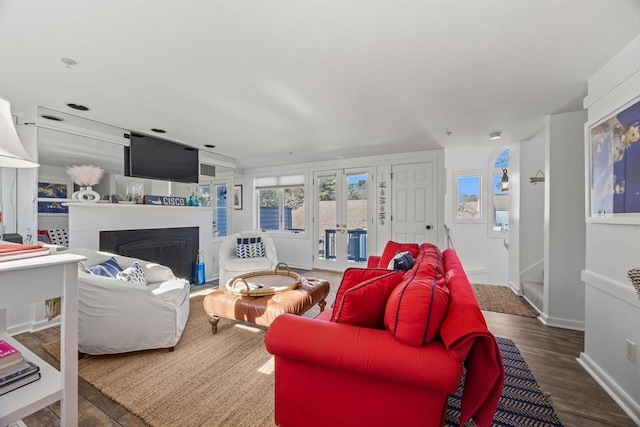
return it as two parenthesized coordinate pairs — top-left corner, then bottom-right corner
(64, 202), (212, 210)
(67, 203), (215, 281)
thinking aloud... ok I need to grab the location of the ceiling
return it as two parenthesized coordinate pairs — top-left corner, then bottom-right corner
(1, 1), (639, 170)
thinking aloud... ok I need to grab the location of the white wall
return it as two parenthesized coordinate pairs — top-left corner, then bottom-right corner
(519, 131), (545, 283)
(445, 146), (509, 285)
(542, 110), (588, 330)
(579, 33), (640, 424)
(234, 150), (445, 272)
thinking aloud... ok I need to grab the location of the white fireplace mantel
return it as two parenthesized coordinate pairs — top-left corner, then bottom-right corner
(67, 203), (214, 282)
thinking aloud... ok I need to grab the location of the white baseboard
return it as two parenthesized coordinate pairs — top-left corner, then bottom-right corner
(537, 312), (584, 331)
(508, 280), (523, 296)
(578, 352), (640, 425)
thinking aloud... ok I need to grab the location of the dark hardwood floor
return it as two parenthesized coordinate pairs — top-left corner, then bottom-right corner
(12, 308), (635, 426)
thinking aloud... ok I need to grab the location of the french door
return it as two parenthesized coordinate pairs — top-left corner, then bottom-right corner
(314, 168), (373, 271)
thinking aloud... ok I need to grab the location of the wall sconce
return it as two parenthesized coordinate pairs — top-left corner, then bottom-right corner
(500, 168), (509, 192)
(0, 96), (39, 168)
(529, 169), (545, 184)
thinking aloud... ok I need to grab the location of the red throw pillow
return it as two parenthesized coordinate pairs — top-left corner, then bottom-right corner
(384, 270), (450, 346)
(331, 268), (404, 329)
(378, 241), (419, 269)
(418, 243), (444, 276)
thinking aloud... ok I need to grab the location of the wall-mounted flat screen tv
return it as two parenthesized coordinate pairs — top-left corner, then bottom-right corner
(125, 133), (199, 183)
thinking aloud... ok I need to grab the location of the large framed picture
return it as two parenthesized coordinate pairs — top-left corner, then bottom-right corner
(586, 97), (640, 223)
(233, 185), (243, 210)
(37, 181), (70, 214)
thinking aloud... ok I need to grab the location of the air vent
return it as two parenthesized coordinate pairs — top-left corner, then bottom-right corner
(200, 163), (216, 178)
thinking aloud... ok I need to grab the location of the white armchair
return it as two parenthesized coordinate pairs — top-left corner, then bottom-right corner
(218, 231), (277, 287)
(62, 247), (190, 355)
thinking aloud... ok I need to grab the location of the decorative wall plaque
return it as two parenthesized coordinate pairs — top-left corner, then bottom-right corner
(144, 195), (188, 206)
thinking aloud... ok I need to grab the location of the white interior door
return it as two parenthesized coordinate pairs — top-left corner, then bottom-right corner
(314, 168), (372, 271)
(391, 162), (437, 244)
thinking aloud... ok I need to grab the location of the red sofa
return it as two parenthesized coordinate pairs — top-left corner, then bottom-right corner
(265, 242), (504, 427)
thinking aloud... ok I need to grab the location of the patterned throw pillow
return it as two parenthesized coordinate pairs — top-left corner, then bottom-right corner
(117, 262), (148, 286)
(387, 251), (415, 271)
(87, 257), (123, 278)
(47, 229), (69, 247)
(236, 237), (265, 258)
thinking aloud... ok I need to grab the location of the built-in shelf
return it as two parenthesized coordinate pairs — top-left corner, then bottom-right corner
(0, 253), (85, 427)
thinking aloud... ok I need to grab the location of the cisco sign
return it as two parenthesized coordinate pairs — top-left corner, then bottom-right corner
(144, 195), (188, 206)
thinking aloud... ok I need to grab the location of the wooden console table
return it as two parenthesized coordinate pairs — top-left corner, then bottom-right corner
(0, 253), (85, 427)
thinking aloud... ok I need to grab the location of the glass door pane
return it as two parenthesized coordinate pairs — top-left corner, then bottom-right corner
(345, 172), (368, 264)
(315, 173), (338, 269)
(314, 169), (371, 271)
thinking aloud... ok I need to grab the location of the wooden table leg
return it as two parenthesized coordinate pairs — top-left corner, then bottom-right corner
(209, 315), (220, 334)
(318, 299), (326, 312)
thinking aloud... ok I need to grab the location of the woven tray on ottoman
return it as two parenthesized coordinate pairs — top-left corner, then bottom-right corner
(203, 276), (330, 334)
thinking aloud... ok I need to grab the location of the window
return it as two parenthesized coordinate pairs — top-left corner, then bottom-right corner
(199, 182), (228, 237)
(454, 173), (482, 222)
(490, 148), (509, 236)
(256, 175), (305, 233)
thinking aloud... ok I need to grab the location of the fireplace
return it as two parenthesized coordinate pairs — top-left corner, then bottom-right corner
(100, 227), (199, 281)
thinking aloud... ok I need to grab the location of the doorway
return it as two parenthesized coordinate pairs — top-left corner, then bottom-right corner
(313, 168), (372, 271)
(391, 162), (438, 244)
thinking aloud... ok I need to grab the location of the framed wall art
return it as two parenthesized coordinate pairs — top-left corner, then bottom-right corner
(233, 185), (243, 210)
(37, 181), (71, 214)
(586, 96), (640, 223)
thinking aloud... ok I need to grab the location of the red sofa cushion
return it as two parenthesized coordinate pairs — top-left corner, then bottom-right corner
(384, 260), (450, 346)
(378, 241), (419, 269)
(331, 268), (404, 328)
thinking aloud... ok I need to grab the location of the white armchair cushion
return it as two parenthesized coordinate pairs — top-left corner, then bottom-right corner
(225, 256), (273, 272)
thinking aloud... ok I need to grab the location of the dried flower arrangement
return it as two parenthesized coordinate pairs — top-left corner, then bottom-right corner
(66, 165), (104, 187)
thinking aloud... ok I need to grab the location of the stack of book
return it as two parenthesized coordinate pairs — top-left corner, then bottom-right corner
(0, 243), (50, 262)
(0, 340), (41, 396)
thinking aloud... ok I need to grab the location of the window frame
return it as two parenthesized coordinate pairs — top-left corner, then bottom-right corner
(488, 147), (510, 238)
(255, 175), (306, 235)
(453, 171), (484, 223)
(199, 179), (230, 240)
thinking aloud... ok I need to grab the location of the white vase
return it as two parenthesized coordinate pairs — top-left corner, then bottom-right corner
(77, 186), (100, 203)
(71, 186), (86, 200)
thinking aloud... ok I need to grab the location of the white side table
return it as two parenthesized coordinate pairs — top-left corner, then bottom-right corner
(0, 253), (85, 427)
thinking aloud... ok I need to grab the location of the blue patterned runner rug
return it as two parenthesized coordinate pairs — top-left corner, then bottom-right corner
(446, 337), (564, 427)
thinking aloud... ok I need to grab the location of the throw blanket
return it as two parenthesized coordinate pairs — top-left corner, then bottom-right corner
(441, 249), (505, 427)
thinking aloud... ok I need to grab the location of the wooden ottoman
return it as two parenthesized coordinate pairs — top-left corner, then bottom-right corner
(203, 277), (331, 334)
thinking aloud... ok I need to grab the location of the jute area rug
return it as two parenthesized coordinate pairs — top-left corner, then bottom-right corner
(46, 295), (276, 427)
(43, 302), (560, 427)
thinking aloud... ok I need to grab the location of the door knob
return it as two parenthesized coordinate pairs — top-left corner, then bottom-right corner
(426, 225), (432, 230)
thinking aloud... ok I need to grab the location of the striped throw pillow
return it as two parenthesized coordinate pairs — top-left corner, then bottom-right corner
(87, 257), (122, 278)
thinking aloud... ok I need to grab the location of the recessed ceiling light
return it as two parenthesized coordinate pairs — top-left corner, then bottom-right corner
(41, 114), (64, 122)
(66, 103), (90, 111)
(489, 131), (503, 140)
(151, 128), (166, 133)
(204, 144), (215, 148)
